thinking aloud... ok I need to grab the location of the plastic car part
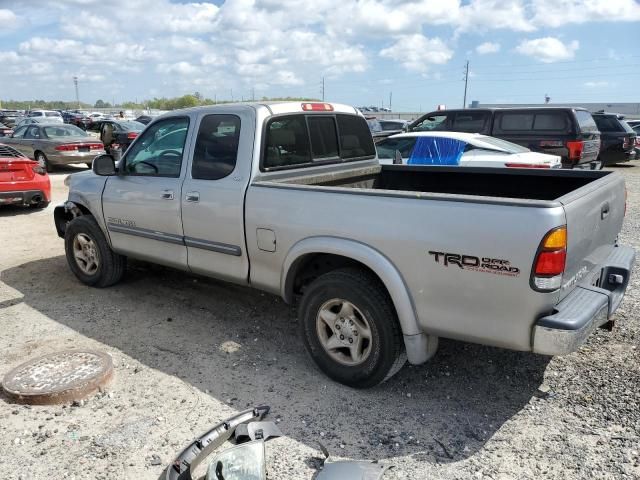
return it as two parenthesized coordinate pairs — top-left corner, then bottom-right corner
(206, 440), (266, 480)
(234, 421), (282, 443)
(316, 458), (392, 480)
(165, 405), (270, 480)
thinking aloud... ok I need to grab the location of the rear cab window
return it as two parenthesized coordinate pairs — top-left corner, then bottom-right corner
(450, 111), (489, 132)
(575, 110), (599, 133)
(262, 113), (375, 171)
(494, 110), (571, 133)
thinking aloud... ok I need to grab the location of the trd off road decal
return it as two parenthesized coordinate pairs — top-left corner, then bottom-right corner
(428, 251), (520, 277)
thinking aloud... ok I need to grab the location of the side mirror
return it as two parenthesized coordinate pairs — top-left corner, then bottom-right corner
(92, 154), (116, 176)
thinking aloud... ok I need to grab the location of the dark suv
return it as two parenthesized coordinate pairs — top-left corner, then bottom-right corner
(591, 112), (636, 167)
(407, 107), (601, 168)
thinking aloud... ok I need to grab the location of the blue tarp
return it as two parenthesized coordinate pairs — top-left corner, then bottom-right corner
(407, 137), (466, 165)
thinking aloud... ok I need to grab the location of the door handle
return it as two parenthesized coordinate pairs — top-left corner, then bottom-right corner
(185, 191), (200, 202)
(601, 203), (610, 219)
(161, 190), (174, 200)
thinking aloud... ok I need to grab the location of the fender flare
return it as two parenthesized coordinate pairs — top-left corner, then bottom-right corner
(282, 236), (421, 336)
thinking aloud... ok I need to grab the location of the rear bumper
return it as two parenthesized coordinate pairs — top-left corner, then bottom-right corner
(532, 245), (635, 355)
(0, 189), (48, 206)
(48, 150), (105, 165)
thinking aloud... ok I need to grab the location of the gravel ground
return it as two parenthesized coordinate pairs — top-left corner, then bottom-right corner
(0, 165), (638, 480)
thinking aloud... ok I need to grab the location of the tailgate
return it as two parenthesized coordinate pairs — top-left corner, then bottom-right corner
(0, 160), (35, 182)
(559, 172), (626, 301)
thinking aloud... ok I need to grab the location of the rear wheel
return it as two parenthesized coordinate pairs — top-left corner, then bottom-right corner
(35, 151), (52, 173)
(29, 200), (49, 209)
(298, 267), (406, 388)
(64, 215), (126, 287)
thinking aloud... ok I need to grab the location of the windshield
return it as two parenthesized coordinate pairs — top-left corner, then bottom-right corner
(43, 125), (89, 137)
(474, 136), (530, 153)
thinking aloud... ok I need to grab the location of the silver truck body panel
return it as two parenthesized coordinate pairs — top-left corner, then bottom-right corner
(59, 102), (633, 365)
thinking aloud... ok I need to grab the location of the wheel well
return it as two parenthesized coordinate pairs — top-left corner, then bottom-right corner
(54, 202), (92, 237)
(288, 253), (388, 301)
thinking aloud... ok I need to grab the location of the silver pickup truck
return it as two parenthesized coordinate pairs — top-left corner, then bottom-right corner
(55, 102), (635, 388)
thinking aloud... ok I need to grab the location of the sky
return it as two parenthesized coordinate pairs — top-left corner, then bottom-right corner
(0, 0), (639, 111)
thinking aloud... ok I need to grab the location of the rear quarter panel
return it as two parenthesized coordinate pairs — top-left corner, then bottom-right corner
(245, 184), (567, 351)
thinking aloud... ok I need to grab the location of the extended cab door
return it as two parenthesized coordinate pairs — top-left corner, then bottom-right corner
(101, 116), (191, 269)
(181, 110), (254, 284)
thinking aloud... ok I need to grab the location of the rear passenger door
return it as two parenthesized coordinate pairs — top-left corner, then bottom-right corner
(181, 111), (255, 284)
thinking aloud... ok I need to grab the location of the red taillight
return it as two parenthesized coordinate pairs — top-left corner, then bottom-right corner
(301, 103), (334, 112)
(127, 132), (138, 139)
(635, 138), (640, 147)
(535, 250), (567, 276)
(55, 143), (103, 151)
(55, 144), (77, 151)
(566, 140), (584, 162)
(505, 163), (551, 169)
(532, 226), (567, 291)
(623, 137), (630, 149)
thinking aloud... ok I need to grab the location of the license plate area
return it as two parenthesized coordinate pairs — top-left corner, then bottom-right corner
(78, 146), (89, 153)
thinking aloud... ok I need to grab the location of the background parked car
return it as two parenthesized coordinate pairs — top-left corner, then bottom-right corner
(376, 132), (561, 168)
(591, 112), (637, 167)
(631, 123), (640, 159)
(95, 119), (145, 155)
(27, 110), (64, 123)
(0, 143), (50, 209)
(3, 123), (105, 171)
(0, 110), (23, 128)
(15, 117), (47, 128)
(0, 122), (13, 137)
(407, 107), (601, 169)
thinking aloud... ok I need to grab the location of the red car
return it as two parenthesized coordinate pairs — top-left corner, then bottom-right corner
(0, 143), (51, 209)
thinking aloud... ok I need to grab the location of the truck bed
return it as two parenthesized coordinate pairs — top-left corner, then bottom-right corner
(274, 164), (610, 202)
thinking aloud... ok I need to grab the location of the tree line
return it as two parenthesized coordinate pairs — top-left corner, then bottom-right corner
(1, 93), (320, 111)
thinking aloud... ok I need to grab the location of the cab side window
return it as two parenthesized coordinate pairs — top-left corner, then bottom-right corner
(192, 114), (241, 180)
(123, 118), (189, 177)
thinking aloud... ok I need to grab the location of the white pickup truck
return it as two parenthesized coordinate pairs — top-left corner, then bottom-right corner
(55, 102), (634, 388)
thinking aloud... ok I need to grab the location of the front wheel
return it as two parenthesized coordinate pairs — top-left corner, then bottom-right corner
(64, 215), (126, 287)
(298, 267), (406, 388)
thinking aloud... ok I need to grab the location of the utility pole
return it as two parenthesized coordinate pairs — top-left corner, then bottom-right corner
(73, 76), (80, 109)
(389, 92), (392, 111)
(252, 87), (255, 101)
(462, 60), (469, 109)
(321, 77), (325, 101)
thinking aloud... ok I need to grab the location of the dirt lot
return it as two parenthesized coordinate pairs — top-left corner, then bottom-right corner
(1, 165), (638, 480)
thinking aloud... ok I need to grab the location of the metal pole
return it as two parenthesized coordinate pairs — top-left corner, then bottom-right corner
(73, 76), (80, 109)
(389, 92), (392, 111)
(463, 61), (469, 109)
(322, 77), (325, 101)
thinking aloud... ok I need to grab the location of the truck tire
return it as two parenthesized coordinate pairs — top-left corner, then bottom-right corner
(64, 215), (126, 287)
(299, 267), (406, 388)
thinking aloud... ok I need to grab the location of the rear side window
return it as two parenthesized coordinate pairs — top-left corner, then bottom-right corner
(593, 115), (624, 133)
(451, 111), (489, 132)
(192, 114), (241, 180)
(264, 116), (311, 168)
(533, 113), (567, 131)
(263, 114), (374, 169)
(336, 114), (376, 159)
(498, 113), (534, 131)
(497, 111), (569, 132)
(575, 111), (598, 133)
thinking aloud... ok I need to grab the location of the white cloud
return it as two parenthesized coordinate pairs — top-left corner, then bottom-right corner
(380, 35), (453, 72)
(457, 0), (535, 32)
(476, 42), (501, 54)
(531, 0), (640, 27)
(583, 81), (610, 88)
(158, 62), (201, 75)
(0, 8), (17, 23)
(515, 37), (579, 63)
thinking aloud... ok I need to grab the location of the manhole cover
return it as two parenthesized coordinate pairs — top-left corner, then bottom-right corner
(2, 350), (113, 405)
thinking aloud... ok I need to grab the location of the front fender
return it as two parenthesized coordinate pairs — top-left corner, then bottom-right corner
(281, 236), (437, 365)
